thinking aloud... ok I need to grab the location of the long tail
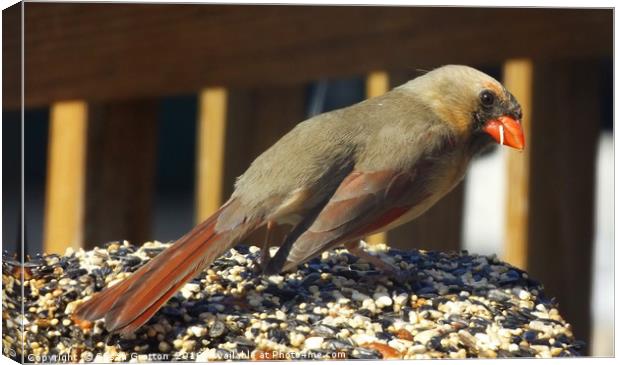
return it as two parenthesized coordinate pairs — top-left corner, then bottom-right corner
(73, 203), (252, 334)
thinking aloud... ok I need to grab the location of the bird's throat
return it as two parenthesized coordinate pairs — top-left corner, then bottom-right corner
(469, 133), (496, 156)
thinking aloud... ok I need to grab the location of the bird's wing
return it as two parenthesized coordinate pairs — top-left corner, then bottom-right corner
(267, 167), (431, 273)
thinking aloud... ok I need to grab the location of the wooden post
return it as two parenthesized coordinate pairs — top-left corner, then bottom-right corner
(84, 100), (158, 248)
(503, 59), (533, 268)
(196, 88), (228, 223)
(365, 71), (390, 245)
(508, 60), (599, 352)
(44, 101), (88, 254)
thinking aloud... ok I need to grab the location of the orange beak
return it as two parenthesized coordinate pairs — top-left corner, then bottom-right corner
(482, 116), (525, 150)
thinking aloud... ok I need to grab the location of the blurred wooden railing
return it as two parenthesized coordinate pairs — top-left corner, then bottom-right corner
(3, 3), (611, 353)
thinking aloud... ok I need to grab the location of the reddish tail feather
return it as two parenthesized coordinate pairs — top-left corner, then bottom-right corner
(72, 205), (250, 334)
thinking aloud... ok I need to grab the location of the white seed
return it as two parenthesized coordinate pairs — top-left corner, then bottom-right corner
(374, 294), (393, 308)
(304, 336), (324, 349)
(414, 329), (440, 344)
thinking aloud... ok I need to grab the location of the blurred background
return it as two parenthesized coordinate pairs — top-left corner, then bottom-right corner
(2, 3), (613, 356)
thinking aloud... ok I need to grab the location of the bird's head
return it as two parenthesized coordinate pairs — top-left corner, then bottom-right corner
(408, 65), (525, 150)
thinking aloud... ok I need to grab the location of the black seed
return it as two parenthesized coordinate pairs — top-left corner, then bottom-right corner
(160, 306), (183, 318)
(351, 347), (382, 359)
(263, 285), (298, 301)
(208, 321), (226, 338)
(301, 273), (321, 286)
(186, 304), (210, 317)
(232, 336), (255, 351)
(427, 336), (443, 350)
(325, 339), (354, 352)
(500, 270), (521, 285)
(555, 334), (571, 344)
(65, 268), (87, 279)
(530, 338), (552, 346)
(523, 331), (538, 342)
(320, 291), (336, 302)
(268, 328), (288, 344)
(261, 300), (277, 309)
(263, 317), (282, 325)
(334, 270), (360, 280)
(311, 324), (336, 337)
(357, 309), (373, 318)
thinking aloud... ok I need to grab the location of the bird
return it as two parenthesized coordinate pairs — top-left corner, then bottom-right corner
(73, 65), (524, 334)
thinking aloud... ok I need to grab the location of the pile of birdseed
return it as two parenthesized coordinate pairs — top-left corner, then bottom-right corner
(3, 240), (584, 362)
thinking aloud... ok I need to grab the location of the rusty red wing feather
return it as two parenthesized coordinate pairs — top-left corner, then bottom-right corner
(104, 219), (223, 331)
(280, 169), (417, 269)
(310, 170), (410, 233)
(345, 206), (413, 239)
(309, 195), (377, 233)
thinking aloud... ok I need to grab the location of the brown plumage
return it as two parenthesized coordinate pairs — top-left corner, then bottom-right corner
(73, 65), (524, 334)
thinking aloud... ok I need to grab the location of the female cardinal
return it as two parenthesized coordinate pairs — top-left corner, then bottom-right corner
(73, 65), (524, 333)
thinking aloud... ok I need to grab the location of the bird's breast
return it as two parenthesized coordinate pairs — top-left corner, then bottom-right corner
(381, 150), (471, 232)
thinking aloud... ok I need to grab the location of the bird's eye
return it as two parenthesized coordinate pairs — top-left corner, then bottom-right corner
(479, 90), (495, 107)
